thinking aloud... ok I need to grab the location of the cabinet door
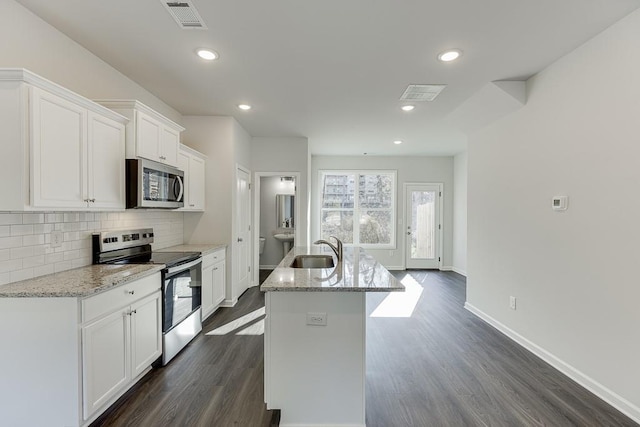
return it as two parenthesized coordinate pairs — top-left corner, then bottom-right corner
(30, 87), (87, 208)
(188, 155), (205, 211)
(135, 111), (162, 163)
(130, 291), (162, 378)
(160, 126), (179, 167)
(177, 150), (190, 209)
(212, 261), (226, 307)
(87, 112), (125, 210)
(82, 309), (130, 420)
(201, 264), (215, 320)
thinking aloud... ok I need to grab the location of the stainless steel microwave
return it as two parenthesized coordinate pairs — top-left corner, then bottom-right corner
(126, 159), (184, 209)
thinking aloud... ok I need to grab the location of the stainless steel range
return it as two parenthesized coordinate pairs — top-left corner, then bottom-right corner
(92, 228), (202, 365)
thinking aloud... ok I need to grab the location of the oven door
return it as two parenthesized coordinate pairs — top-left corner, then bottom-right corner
(162, 258), (202, 333)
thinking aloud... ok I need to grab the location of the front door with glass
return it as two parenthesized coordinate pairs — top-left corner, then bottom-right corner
(404, 183), (442, 269)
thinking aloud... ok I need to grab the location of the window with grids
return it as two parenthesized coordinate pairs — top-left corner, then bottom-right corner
(319, 170), (396, 248)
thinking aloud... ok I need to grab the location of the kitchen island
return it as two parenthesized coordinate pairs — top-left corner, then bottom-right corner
(261, 245), (404, 427)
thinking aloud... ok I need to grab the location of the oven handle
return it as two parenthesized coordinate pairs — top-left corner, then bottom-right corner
(166, 258), (202, 276)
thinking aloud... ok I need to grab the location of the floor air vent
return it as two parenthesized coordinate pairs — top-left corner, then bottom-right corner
(399, 84), (447, 102)
(161, 1), (207, 29)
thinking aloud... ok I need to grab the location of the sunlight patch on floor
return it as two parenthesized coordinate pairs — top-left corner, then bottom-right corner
(206, 306), (265, 335)
(370, 274), (424, 318)
(236, 319), (265, 335)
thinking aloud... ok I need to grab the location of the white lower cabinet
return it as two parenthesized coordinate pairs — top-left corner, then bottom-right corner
(201, 249), (226, 321)
(82, 275), (162, 421)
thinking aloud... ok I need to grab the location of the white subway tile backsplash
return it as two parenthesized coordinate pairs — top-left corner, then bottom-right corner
(10, 269), (33, 283)
(64, 213), (80, 223)
(0, 210), (184, 285)
(0, 213), (22, 225)
(11, 246), (34, 259)
(23, 255), (45, 268)
(0, 259), (22, 273)
(11, 224), (34, 236)
(54, 260), (73, 273)
(0, 236), (23, 250)
(45, 253), (64, 264)
(45, 213), (64, 223)
(22, 234), (45, 246)
(33, 264), (54, 277)
(22, 214), (44, 224)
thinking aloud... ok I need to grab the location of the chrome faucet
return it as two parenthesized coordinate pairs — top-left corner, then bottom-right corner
(313, 236), (343, 263)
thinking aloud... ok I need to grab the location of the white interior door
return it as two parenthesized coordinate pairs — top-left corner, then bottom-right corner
(236, 167), (251, 297)
(404, 183), (442, 269)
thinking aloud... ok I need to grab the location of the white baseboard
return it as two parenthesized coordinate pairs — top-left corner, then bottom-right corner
(452, 266), (467, 276)
(385, 266), (405, 271)
(440, 265), (453, 271)
(464, 302), (640, 424)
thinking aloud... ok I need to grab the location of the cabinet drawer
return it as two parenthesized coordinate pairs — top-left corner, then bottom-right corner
(202, 249), (225, 268)
(83, 272), (161, 323)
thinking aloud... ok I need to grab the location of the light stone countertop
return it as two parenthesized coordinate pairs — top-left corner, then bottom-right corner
(260, 246), (405, 292)
(0, 264), (164, 298)
(157, 243), (226, 256)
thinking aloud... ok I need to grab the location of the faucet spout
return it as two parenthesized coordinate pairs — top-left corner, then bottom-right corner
(313, 236), (343, 263)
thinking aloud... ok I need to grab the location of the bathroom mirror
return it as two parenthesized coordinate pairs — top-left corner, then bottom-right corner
(276, 194), (295, 228)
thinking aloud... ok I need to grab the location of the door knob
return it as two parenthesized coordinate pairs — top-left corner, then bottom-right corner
(237, 237), (243, 242)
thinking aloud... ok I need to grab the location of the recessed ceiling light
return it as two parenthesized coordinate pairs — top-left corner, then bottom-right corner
(393, 140), (403, 145)
(401, 105), (415, 112)
(196, 49), (218, 61)
(437, 49), (462, 62)
(238, 104), (252, 111)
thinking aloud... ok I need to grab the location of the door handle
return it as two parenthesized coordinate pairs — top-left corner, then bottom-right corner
(407, 231), (412, 235)
(237, 237), (243, 242)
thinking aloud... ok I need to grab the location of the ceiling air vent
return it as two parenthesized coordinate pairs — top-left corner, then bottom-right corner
(399, 84), (447, 102)
(161, 1), (207, 29)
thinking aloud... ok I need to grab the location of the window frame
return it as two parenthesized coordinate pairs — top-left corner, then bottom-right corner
(318, 169), (397, 249)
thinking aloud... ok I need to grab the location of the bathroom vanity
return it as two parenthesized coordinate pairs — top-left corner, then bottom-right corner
(261, 246), (403, 427)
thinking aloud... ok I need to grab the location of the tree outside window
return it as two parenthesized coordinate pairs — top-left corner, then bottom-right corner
(319, 171), (396, 247)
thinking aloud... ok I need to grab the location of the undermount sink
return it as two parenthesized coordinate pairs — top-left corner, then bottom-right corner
(274, 233), (295, 257)
(290, 255), (335, 269)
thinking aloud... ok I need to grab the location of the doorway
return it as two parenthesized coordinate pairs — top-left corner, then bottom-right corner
(404, 183), (442, 269)
(235, 166), (251, 298)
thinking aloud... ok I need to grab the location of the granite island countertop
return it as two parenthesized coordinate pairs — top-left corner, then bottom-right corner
(261, 246), (404, 292)
(0, 264), (164, 298)
(157, 243), (226, 256)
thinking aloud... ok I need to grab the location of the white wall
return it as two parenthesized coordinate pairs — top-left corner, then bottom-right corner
(182, 116), (252, 302)
(452, 152), (467, 276)
(0, 0), (182, 124)
(467, 10), (640, 421)
(311, 155), (454, 269)
(251, 137), (310, 246)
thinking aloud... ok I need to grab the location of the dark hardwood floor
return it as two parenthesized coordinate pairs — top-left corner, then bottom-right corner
(93, 270), (637, 427)
(365, 270), (637, 427)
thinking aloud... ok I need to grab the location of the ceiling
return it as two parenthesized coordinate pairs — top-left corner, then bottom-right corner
(15, 0), (640, 156)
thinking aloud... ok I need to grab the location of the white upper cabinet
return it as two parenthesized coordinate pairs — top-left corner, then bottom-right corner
(0, 69), (128, 211)
(178, 144), (206, 212)
(96, 100), (184, 168)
